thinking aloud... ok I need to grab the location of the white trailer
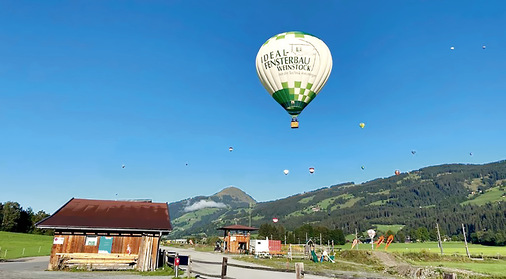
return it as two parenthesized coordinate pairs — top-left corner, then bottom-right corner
(250, 238), (270, 257)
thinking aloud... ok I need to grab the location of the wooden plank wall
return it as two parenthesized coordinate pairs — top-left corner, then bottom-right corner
(48, 233), (148, 270)
(136, 235), (160, 271)
(225, 234), (250, 254)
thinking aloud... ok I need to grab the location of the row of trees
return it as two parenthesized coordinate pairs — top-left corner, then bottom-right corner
(0, 202), (51, 235)
(256, 222), (506, 247)
(470, 229), (506, 246)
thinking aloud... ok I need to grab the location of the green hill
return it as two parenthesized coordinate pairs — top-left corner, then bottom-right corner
(168, 160), (506, 241)
(168, 186), (256, 237)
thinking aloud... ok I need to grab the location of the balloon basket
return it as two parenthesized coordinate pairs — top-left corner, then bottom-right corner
(291, 121), (299, 129)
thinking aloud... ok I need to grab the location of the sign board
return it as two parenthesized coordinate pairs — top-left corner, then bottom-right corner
(53, 237), (64, 244)
(98, 236), (113, 253)
(85, 236), (98, 246)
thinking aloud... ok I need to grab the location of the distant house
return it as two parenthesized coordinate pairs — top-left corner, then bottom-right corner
(36, 198), (172, 271)
(218, 225), (257, 254)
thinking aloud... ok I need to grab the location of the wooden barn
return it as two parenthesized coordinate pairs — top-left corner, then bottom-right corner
(218, 225), (257, 254)
(36, 198), (172, 271)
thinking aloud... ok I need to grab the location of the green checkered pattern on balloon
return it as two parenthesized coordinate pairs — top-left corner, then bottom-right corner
(272, 81), (316, 116)
(262, 31), (313, 46)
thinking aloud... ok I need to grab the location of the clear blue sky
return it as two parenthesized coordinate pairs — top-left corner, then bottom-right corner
(1, 0), (505, 213)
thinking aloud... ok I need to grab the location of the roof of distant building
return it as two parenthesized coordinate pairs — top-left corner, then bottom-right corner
(217, 225), (258, 231)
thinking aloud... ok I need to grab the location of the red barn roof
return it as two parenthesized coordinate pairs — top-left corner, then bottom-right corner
(36, 198), (172, 232)
(217, 225), (258, 231)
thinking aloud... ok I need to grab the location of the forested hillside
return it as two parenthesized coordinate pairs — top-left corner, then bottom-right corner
(169, 160), (506, 245)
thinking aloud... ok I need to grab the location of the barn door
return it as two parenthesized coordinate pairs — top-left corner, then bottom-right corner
(98, 236), (113, 253)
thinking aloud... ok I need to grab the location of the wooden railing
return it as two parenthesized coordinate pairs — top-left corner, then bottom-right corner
(164, 252), (306, 279)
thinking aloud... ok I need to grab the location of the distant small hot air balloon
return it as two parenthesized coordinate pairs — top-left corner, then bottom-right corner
(283, 169), (289, 175)
(359, 122), (365, 129)
(309, 167), (315, 174)
(411, 150), (416, 155)
(272, 218), (279, 223)
(361, 166), (365, 170)
(229, 146), (234, 152)
(482, 45), (486, 49)
(450, 46), (455, 50)
(122, 165), (125, 169)
(470, 152), (473, 156)
(395, 170), (401, 176)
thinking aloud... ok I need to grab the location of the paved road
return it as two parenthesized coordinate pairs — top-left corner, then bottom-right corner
(0, 248), (387, 279)
(0, 257), (168, 279)
(162, 246), (330, 279)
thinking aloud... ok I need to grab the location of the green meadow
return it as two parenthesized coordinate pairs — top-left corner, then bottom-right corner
(410, 260), (506, 276)
(0, 231), (53, 259)
(373, 224), (405, 233)
(336, 241), (505, 257)
(461, 186), (506, 206)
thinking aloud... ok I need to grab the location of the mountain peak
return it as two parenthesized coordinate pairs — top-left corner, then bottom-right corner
(213, 186), (256, 204)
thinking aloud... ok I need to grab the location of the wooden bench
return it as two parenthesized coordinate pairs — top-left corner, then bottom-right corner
(56, 253), (138, 270)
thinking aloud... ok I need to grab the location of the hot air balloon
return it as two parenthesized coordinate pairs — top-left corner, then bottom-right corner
(283, 169), (289, 175)
(256, 31), (332, 128)
(450, 46), (455, 50)
(272, 218), (279, 223)
(359, 122), (365, 129)
(411, 150), (416, 155)
(395, 170), (400, 176)
(121, 164), (125, 169)
(229, 146), (233, 152)
(361, 166), (365, 170)
(309, 167), (315, 174)
(482, 45), (486, 49)
(470, 152), (473, 156)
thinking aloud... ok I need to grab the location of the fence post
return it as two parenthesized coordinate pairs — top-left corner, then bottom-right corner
(38, 246), (41, 253)
(187, 256), (192, 279)
(175, 253), (179, 277)
(22, 248), (25, 256)
(221, 257), (228, 279)
(4, 250), (7, 258)
(295, 262), (304, 279)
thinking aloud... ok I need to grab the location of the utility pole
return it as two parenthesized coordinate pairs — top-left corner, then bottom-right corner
(248, 203), (252, 227)
(355, 228), (359, 250)
(436, 223), (444, 255)
(462, 224), (470, 258)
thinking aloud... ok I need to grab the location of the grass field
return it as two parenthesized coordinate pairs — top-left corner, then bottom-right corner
(461, 186), (506, 206)
(335, 241), (506, 257)
(0, 231), (53, 259)
(411, 260), (506, 276)
(372, 224), (405, 233)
